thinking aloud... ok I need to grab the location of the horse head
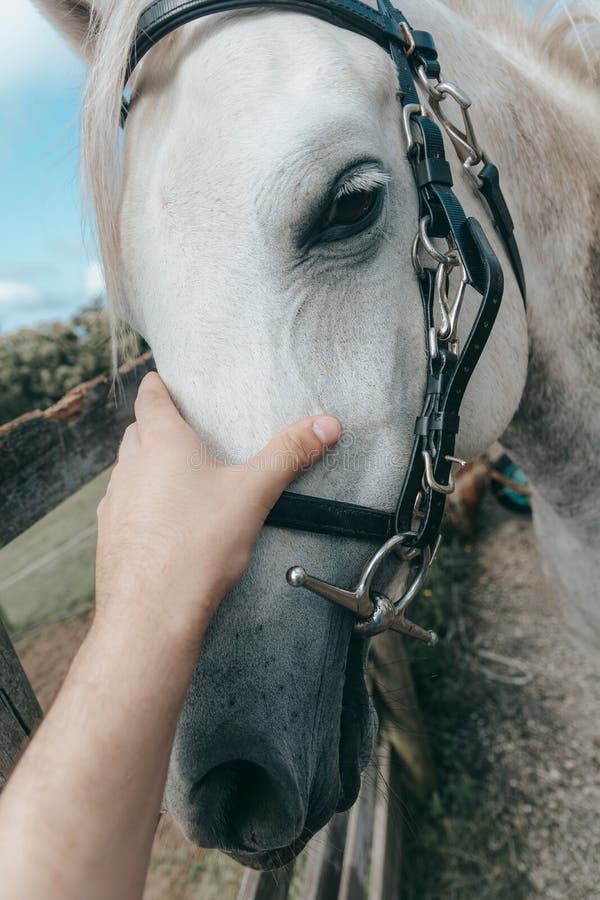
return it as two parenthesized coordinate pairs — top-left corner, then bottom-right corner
(35, 0), (527, 868)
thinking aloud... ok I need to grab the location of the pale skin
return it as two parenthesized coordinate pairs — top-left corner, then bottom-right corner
(0, 372), (342, 900)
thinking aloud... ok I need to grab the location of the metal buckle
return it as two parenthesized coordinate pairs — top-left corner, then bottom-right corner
(401, 102), (426, 155)
(286, 534), (439, 645)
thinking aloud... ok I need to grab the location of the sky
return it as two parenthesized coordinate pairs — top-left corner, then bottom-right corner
(0, 0), (103, 334)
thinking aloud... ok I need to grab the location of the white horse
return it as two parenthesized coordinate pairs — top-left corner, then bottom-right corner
(36, 0), (599, 869)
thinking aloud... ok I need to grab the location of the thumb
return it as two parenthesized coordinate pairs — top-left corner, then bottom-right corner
(243, 415), (342, 511)
(134, 371), (188, 437)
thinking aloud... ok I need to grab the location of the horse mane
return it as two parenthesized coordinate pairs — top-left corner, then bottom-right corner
(82, 0), (149, 340)
(445, 0), (600, 89)
(81, 0), (600, 339)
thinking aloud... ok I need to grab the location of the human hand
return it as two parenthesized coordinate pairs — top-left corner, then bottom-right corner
(95, 372), (341, 645)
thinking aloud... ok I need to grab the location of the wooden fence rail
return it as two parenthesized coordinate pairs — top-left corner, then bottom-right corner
(0, 352), (155, 550)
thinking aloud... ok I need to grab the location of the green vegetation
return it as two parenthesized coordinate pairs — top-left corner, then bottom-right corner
(0, 300), (146, 425)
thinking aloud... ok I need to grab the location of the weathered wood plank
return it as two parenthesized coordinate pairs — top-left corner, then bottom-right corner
(237, 864), (294, 900)
(368, 739), (403, 900)
(0, 698), (29, 790)
(337, 756), (377, 900)
(370, 630), (435, 799)
(302, 811), (349, 900)
(0, 352), (155, 549)
(0, 616), (42, 786)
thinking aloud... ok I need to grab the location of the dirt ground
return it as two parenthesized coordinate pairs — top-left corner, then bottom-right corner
(465, 499), (600, 899)
(13, 497), (600, 899)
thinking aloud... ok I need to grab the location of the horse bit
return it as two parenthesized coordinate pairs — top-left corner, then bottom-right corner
(124, 0), (527, 645)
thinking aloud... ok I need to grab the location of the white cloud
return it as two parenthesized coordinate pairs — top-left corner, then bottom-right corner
(0, 281), (43, 308)
(0, 0), (85, 94)
(83, 261), (105, 299)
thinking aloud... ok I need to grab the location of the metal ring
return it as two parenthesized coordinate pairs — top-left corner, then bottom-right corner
(464, 154), (487, 189)
(286, 532), (417, 622)
(418, 216), (451, 265)
(416, 64), (444, 101)
(402, 102), (426, 155)
(411, 232), (426, 278)
(287, 532), (438, 645)
(353, 543), (434, 642)
(392, 545), (433, 616)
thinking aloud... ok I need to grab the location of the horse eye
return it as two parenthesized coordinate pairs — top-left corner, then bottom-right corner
(325, 188), (379, 227)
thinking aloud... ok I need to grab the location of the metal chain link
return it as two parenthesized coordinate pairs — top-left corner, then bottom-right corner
(403, 56), (489, 354)
(415, 64), (488, 188)
(410, 215), (467, 350)
(400, 65), (479, 499)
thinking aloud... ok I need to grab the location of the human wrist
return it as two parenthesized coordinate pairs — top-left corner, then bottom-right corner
(88, 593), (210, 668)
(93, 556), (223, 649)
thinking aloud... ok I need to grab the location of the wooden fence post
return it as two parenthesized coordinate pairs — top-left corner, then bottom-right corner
(370, 630), (435, 799)
(301, 812), (350, 900)
(368, 738), (403, 900)
(0, 616), (42, 787)
(237, 865), (294, 900)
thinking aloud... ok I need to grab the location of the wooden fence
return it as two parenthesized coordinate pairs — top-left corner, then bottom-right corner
(237, 733), (404, 900)
(0, 352), (156, 548)
(0, 352), (430, 898)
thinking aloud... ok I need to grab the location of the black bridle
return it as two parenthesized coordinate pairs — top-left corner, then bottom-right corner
(123, 0), (526, 643)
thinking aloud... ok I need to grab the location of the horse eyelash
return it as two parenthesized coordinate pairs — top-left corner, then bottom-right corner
(334, 170), (391, 200)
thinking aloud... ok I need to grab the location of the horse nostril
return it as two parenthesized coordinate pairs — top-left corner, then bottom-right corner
(189, 760), (304, 853)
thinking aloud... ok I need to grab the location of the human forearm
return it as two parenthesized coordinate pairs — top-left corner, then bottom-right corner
(0, 616), (202, 900)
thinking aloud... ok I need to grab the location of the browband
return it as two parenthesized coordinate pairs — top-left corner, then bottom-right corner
(126, 0), (430, 79)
